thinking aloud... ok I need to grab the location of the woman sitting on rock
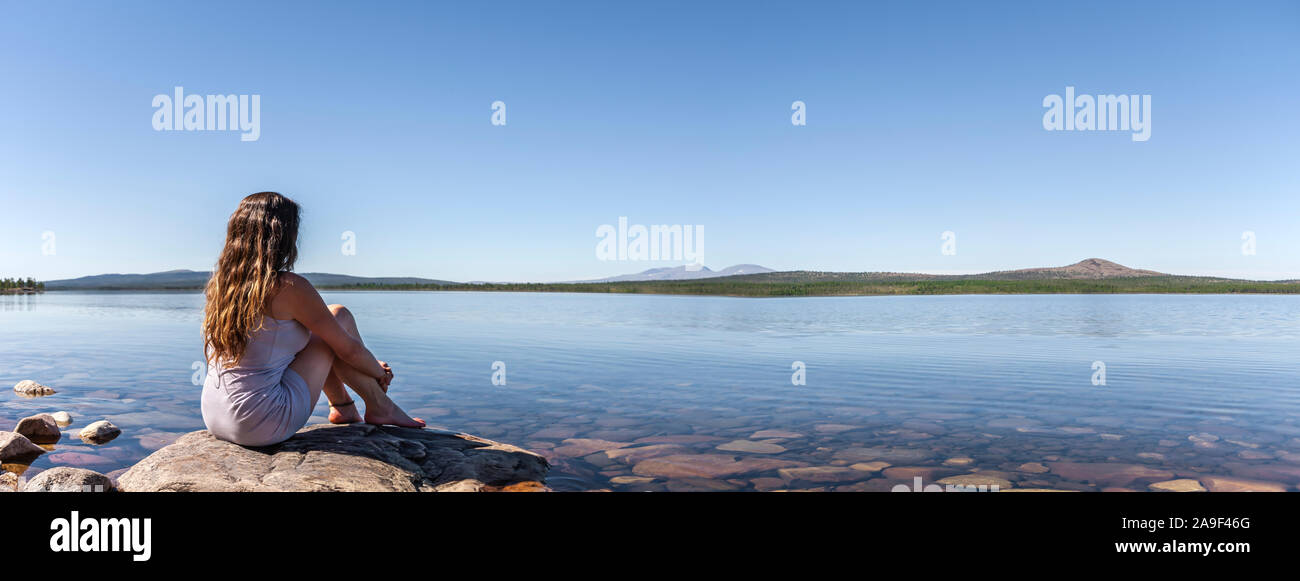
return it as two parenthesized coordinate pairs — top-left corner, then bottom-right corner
(200, 191), (424, 447)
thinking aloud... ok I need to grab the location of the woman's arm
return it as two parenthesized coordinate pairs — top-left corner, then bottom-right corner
(280, 274), (387, 380)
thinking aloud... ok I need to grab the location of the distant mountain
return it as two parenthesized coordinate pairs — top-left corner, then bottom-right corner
(727, 259), (1169, 284)
(575, 264), (774, 283)
(44, 270), (456, 290)
(973, 258), (1165, 280)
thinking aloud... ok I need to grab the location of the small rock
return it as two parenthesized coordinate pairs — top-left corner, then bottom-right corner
(1200, 476), (1288, 492)
(15, 413), (61, 444)
(1047, 462), (1174, 487)
(552, 438), (630, 458)
(22, 467), (116, 492)
(666, 477), (742, 492)
(79, 420), (122, 444)
(482, 481), (549, 492)
(632, 454), (803, 479)
(1017, 462), (1050, 473)
(600, 444), (687, 464)
(716, 440), (786, 454)
(0, 471), (17, 491)
(13, 380), (55, 396)
(778, 466), (864, 484)
(0, 432), (46, 462)
(610, 475), (655, 485)
(943, 457), (975, 466)
(1237, 450), (1273, 460)
(937, 474), (1012, 490)
(50, 412), (73, 426)
(1148, 479), (1206, 492)
(850, 461), (890, 472)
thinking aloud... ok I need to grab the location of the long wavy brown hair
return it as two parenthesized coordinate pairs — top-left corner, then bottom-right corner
(202, 192), (301, 365)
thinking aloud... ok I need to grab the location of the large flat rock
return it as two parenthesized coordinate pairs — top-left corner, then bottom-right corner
(117, 423), (548, 492)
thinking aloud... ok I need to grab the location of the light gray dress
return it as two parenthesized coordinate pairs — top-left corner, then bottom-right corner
(201, 316), (317, 446)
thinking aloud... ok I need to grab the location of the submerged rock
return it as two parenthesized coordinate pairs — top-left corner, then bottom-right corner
(716, 440), (786, 454)
(631, 454), (804, 479)
(937, 474), (1013, 489)
(1199, 476), (1288, 492)
(23, 467), (116, 492)
(778, 466), (863, 483)
(79, 420), (121, 444)
(117, 423), (549, 492)
(15, 413), (61, 444)
(0, 432), (45, 462)
(1047, 462), (1174, 487)
(1148, 479), (1206, 492)
(12, 380), (55, 397)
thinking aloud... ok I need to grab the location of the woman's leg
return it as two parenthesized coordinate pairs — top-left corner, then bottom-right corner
(289, 334), (424, 428)
(323, 304), (423, 427)
(323, 369), (358, 424)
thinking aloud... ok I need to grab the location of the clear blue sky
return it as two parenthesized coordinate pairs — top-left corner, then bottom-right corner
(1, 0), (1297, 282)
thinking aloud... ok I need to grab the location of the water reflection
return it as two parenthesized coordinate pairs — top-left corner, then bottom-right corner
(2, 291), (1299, 492)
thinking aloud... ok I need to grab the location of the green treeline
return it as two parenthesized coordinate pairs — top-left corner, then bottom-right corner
(0, 277), (44, 292)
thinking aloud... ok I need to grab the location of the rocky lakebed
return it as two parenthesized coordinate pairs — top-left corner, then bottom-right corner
(4, 378), (1299, 493)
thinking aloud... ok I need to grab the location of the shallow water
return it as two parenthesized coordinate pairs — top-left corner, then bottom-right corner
(2, 291), (1299, 491)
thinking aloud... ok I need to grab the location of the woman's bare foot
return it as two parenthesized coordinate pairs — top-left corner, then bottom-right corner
(363, 396), (425, 428)
(328, 400), (362, 424)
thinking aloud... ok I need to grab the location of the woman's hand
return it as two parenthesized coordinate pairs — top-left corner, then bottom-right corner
(377, 360), (394, 388)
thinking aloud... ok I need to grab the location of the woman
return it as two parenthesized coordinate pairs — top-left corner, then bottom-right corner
(200, 191), (424, 447)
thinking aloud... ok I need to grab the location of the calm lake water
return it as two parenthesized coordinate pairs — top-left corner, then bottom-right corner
(3, 291), (1300, 491)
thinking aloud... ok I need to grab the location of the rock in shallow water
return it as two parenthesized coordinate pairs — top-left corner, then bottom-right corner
(937, 474), (1013, 489)
(716, 440), (786, 454)
(632, 454), (804, 479)
(117, 423), (549, 492)
(22, 467), (116, 492)
(79, 420), (121, 444)
(0, 432), (45, 462)
(13, 380), (55, 397)
(15, 414), (61, 444)
(778, 466), (863, 484)
(1199, 476), (1288, 492)
(1148, 479), (1206, 492)
(1047, 462), (1174, 487)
